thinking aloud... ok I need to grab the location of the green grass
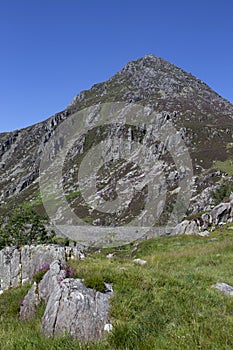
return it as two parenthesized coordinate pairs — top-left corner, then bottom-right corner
(213, 159), (233, 176)
(65, 190), (82, 200)
(2, 227), (233, 349)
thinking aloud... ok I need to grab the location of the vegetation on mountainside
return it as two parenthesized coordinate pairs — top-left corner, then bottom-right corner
(212, 180), (233, 205)
(0, 204), (54, 249)
(213, 160), (233, 177)
(1, 226), (233, 349)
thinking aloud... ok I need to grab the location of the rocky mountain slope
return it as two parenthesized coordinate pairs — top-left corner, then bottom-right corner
(0, 55), (233, 244)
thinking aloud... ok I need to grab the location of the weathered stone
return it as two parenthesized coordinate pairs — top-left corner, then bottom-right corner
(0, 246), (21, 292)
(38, 260), (64, 303)
(171, 196), (233, 236)
(104, 323), (113, 332)
(19, 260), (65, 320)
(189, 184), (220, 214)
(133, 258), (147, 265)
(212, 282), (233, 296)
(197, 230), (209, 237)
(184, 220), (200, 235)
(171, 219), (200, 236)
(41, 278), (113, 342)
(19, 260), (113, 342)
(170, 220), (190, 235)
(0, 244), (85, 294)
(209, 238), (218, 242)
(202, 213), (212, 229)
(210, 203), (231, 225)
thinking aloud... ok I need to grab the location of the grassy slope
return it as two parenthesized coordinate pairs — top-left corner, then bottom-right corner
(1, 226), (233, 349)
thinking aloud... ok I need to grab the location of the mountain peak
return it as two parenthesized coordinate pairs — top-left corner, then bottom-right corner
(118, 54), (172, 75)
(69, 54), (232, 121)
(0, 55), (233, 241)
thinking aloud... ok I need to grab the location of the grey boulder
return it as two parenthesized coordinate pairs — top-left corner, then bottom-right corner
(19, 260), (113, 343)
(41, 278), (113, 342)
(212, 282), (233, 296)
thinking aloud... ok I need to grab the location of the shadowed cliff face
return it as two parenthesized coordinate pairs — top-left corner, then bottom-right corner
(0, 55), (232, 237)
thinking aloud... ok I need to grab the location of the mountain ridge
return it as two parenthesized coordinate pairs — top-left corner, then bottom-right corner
(1, 54), (232, 134)
(0, 55), (232, 242)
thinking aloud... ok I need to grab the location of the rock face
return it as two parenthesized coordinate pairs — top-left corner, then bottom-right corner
(0, 244), (85, 294)
(19, 260), (113, 343)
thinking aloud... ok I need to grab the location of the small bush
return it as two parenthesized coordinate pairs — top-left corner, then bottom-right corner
(0, 205), (55, 249)
(51, 237), (70, 246)
(212, 181), (233, 205)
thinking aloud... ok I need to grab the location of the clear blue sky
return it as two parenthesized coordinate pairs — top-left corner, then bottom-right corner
(0, 0), (232, 132)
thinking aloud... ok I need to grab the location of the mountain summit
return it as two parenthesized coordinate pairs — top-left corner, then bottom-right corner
(70, 54), (232, 118)
(0, 55), (232, 242)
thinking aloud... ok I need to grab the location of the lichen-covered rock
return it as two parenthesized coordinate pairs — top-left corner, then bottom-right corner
(189, 182), (221, 214)
(184, 220), (200, 235)
(170, 220), (189, 235)
(0, 244), (85, 294)
(41, 278), (113, 342)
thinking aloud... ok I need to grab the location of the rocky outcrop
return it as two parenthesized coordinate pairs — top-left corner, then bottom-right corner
(42, 278), (113, 342)
(171, 219), (200, 236)
(210, 202), (232, 225)
(20, 260), (113, 343)
(0, 244), (85, 294)
(20, 260), (65, 320)
(171, 193), (233, 236)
